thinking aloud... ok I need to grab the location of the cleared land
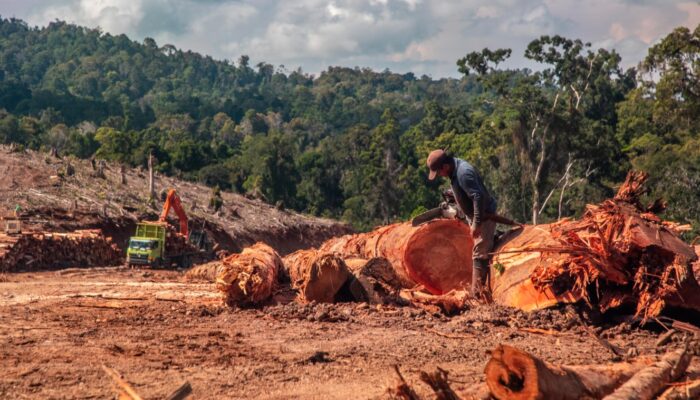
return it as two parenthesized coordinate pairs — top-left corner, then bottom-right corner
(2, 268), (695, 399)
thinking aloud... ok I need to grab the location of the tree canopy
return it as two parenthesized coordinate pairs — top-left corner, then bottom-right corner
(0, 17), (698, 236)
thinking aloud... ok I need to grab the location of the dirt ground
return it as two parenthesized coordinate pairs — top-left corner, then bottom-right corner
(0, 268), (694, 399)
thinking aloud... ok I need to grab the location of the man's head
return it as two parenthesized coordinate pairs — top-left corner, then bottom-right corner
(426, 149), (452, 180)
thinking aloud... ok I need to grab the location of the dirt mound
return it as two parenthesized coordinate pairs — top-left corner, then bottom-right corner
(0, 146), (351, 261)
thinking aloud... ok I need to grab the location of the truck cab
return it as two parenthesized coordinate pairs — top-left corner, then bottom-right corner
(126, 223), (166, 267)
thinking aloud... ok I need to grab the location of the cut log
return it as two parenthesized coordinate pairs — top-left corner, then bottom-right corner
(320, 219), (473, 295)
(282, 249), (350, 303)
(491, 171), (700, 319)
(344, 257), (403, 304)
(216, 242), (282, 306)
(485, 344), (646, 400)
(603, 345), (692, 400)
(658, 379), (700, 400)
(184, 260), (221, 282)
(491, 225), (580, 311)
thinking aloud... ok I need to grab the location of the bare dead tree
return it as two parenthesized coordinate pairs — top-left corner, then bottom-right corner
(148, 151), (155, 200)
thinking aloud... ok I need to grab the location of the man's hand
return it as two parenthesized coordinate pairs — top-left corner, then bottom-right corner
(471, 223), (481, 238)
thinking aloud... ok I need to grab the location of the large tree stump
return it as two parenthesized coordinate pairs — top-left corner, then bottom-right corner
(282, 249), (350, 303)
(216, 243), (282, 306)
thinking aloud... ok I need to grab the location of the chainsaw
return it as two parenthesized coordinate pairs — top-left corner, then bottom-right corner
(411, 189), (522, 227)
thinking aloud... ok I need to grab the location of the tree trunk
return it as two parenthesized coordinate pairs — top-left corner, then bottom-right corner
(603, 346), (692, 400)
(216, 243), (282, 306)
(120, 164), (127, 185)
(148, 152), (155, 200)
(319, 219), (473, 295)
(282, 249), (350, 303)
(491, 172), (700, 319)
(485, 344), (645, 400)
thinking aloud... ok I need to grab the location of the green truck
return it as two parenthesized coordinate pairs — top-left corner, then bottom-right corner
(125, 222), (210, 268)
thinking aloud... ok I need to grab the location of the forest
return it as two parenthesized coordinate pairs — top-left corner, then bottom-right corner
(0, 17), (698, 234)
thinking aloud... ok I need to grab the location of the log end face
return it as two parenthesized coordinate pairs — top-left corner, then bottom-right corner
(403, 219), (473, 295)
(485, 345), (540, 400)
(300, 254), (351, 303)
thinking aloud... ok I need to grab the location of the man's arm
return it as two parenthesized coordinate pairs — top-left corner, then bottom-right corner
(457, 171), (486, 232)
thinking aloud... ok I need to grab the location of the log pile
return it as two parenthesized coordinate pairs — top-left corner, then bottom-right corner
(492, 171), (700, 319)
(160, 223), (200, 256)
(0, 229), (121, 272)
(215, 242), (282, 306)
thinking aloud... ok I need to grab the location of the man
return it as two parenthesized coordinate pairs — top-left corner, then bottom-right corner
(426, 149), (497, 297)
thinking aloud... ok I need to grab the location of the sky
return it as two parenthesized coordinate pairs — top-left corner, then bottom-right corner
(2, 0), (699, 78)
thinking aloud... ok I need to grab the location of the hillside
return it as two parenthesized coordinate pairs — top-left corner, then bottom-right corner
(0, 145), (351, 255)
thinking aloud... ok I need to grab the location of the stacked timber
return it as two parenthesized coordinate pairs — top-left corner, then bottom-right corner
(143, 222), (200, 256)
(492, 171), (700, 319)
(0, 229), (121, 272)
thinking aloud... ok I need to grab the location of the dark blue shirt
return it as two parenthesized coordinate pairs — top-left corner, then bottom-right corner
(450, 158), (497, 225)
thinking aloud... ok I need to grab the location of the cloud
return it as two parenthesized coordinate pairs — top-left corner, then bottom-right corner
(2, 0), (699, 77)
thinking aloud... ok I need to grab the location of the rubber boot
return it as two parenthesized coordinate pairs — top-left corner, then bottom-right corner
(471, 258), (490, 299)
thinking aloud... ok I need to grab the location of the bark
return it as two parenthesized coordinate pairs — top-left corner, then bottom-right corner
(603, 346), (692, 400)
(282, 249), (350, 303)
(184, 260), (222, 282)
(216, 243), (282, 306)
(320, 219), (473, 295)
(485, 344), (645, 400)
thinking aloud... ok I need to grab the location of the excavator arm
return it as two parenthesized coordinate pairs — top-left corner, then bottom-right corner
(160, 189), (188, 237)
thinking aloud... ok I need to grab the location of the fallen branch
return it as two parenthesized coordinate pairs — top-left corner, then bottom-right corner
(656, 329), (677, 347)
(102, 365), (143, 400)
(166, 381), (193, 400)
(387, 365), (420, 400)
(426, 328), (472, 340)
(419, 367), (461, 400)
(586, 327), (625, 357)
(603, 345), (692, 400)
(518, 327), (561, 336)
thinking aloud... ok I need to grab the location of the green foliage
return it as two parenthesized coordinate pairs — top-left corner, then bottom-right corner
(0, 17), (698, 234)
